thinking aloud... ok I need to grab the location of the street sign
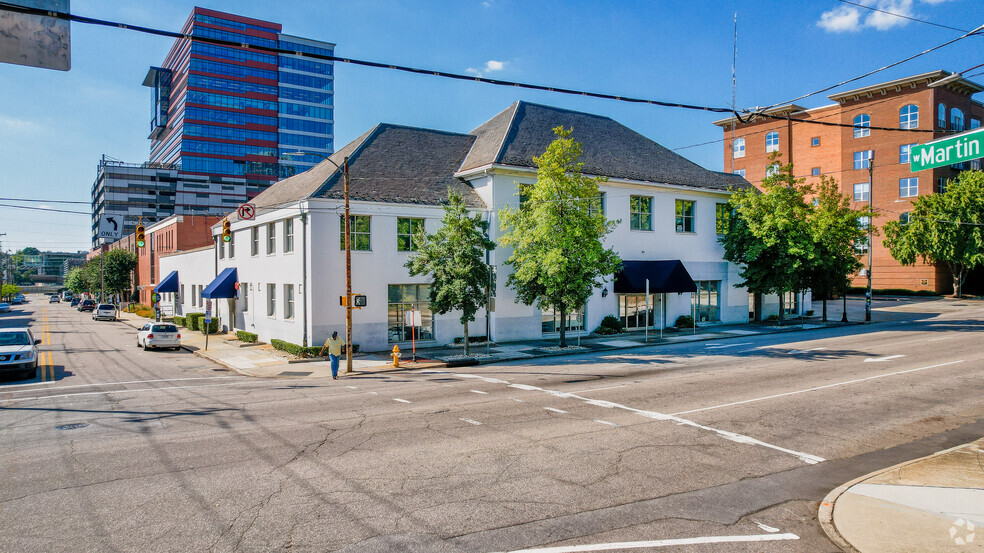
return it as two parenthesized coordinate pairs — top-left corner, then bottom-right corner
(97, 215), (123, 241)
(404, 310), (422, 327)
(0, 0), (71, 71)
(238, 203), (256, 220)
(151, 292), (160, 303)
(910, 127), (984, 172)
(205, 300), (212, 323)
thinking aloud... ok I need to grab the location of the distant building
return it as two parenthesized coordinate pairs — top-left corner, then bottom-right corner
(91, 7), (334, 247)
(21, 250), (86, 283)
(713, 70), (984, 293)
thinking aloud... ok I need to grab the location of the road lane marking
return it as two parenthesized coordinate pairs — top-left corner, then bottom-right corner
(787, 347), (827, 354)
(471, 390), (489, 395)
(569, 384), (627, 394)
(671, 360), (965, 416)
(594, 419), (619, 427)
(0, 376), (237, 393)
(705, 342), (752, 349)
(460, 418), (482, 425)
(0, 381), (272, 404)
(393, 398), (411, 404)
(754, 522), (781, 533)
(453, 373), (825, 465)
(493, 532), (799, 552)
(544, 407), (568, 414)
(864, 354), (905, 362)
(926, 336), (954, 342)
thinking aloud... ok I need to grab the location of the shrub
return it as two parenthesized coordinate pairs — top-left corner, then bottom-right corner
(271, 339), (359, 358)
(453, 335), (487, 344)
(199, 319), (219, 334)
(764, 314), (780, 322)
(185, 312), (205, 331)
(593, 315), (623, 335)
(135, 309), (155, 319)
(674, 315), (695, 329)
(236, 330), (258, 343)
(173, 315), (186, 327)
(128, 303), (151, 313)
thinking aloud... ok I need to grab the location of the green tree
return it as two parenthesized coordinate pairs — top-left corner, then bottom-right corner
(19, 247), (40, 255)
(883, 170), (984, 297)
(101, 249), (138, 301)
(721, 154), (814, 325)
(498, 126), (621, 347)
(1, 283), (21, 301)
(64, 267), (86, 295)
(806, 175), (868, 322)
(406, 190), (496, 355)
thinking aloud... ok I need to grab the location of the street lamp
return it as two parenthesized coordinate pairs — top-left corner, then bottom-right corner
(283, 150), (353, 375)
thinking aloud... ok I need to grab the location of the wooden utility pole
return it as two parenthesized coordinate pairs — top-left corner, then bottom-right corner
(344, 157), (353, 374)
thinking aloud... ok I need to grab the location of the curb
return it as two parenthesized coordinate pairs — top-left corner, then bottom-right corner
(817, 441), (977, 553)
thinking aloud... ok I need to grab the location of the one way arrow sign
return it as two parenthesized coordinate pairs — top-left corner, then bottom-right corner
(98, 215), (124, 241)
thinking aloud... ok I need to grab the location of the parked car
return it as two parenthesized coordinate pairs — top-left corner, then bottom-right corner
(78, 300), (96, 312)
(0, 303), (10, 313)
(0, 327), (39, 380)
(70, 298), (80, 307)
(48, 295), (60, 303)
(137, 323), (181, 351)
(92, 304), (117, 321)
(12, 294), (24, 304)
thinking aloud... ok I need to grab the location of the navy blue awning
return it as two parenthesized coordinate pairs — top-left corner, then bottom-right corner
(154, 271), (179, 293)
(613, 260), (698, 294)
(202, 268), (238, 299)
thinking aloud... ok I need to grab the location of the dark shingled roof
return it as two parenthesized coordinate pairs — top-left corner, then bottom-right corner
(461, 101), (747, 191)
(710, 171), (753, 190)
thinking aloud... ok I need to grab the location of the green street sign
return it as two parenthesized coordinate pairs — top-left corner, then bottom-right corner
(910, 127), (984, 171)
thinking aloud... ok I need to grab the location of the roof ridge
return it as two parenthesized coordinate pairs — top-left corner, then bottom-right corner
(493, 102), (521, 165)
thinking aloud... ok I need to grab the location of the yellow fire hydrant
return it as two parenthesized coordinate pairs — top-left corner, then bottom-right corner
(391, 345), (402, 367)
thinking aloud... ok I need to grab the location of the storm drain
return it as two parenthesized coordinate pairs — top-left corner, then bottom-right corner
(56, 423), (89, 431)
(279, 371), (313, 377)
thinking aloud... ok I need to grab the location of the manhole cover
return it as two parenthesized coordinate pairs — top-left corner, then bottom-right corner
(56, 423), (89, 430)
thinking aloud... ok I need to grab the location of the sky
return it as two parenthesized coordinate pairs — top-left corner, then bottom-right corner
(0, 0), (981, 254)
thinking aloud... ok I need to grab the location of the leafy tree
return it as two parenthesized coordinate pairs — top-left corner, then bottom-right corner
(721, 154), (814, 325)
(499, 126), (621, 346)
(406, 190), (496, 355)
(64, 267), (86, 295)
(1, 283), (21, 301)
(19, 247), (40, 255)
(806, 175), (868, 322)
(101, 249), (138, 301)
(883, 170), (984, 297)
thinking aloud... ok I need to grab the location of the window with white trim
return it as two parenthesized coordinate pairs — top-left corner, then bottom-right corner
(899, 143), (916, 164)
(765, 131), (779, 152)
(853, 150), (873, 170)
(266, 222), (276, 254)
(853, 182), (869, 202)
(899, 104), (918, 129)
(951, 108), (965, 132)
(899, 177), (918, 198)
(732, 138), (745, 158)
(853, 114), (870, 138)
(284, 284), (294, 319)
(937, 103), (946, 129)
(284, 218), (294, 253)
(267, 283), (276, 317)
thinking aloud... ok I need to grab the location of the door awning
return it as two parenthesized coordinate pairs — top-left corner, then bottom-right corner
(613, 260), (698, 294)
(202, 268), (238, 299)
(154, 271), (179, 293)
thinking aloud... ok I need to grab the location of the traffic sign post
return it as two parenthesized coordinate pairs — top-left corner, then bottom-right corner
(910, 127), (984, 172)
(404, 310), (421, 361)
(238, 203), (256, 220)
(97, 215), (123, 241)
(204, 301), (212, 351)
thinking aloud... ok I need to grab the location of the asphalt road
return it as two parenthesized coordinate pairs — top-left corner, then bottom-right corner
(1, 295), (982, 552)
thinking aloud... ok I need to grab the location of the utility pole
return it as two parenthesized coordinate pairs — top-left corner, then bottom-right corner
(0, 234), (6, 297)
(344, 156), (353, 374)
(866, 154), (873, 323)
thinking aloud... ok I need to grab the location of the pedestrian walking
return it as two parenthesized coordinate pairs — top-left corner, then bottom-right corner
(326, 330), (344, 379)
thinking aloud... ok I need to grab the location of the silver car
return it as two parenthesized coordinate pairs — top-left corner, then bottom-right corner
(0, 302), (10, 313)
(137, 323), (181, 351)
(92, 304), (117, 321)
(0, 328), (40, 379)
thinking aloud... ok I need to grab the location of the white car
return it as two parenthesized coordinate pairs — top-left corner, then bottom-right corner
(0, 327), (40, 380)
(137, 323), (182, 351)
(92, 304), (117, 321)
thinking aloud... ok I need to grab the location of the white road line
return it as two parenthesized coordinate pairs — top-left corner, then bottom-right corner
(471, 390), (489, 395)
(672, 360), (965, 416)
(754, 522), (781, 533)
(569, 384), (627, 394)
(494, 532), (799, 552)
(460, 418), (482, 425)
(926, 336), (954, 342)
(393, 398), (411, 404)
(705, 342), (752, 349)
(346, 385), (358, 389)
(864, 354), (906, 363)
(511, 398), (525, 403)
(544, 407), (568, 414)
(787, 347), (827, 354)
(594, 419), (619, 427)
(0, 381), (267, 404)
(455, 373), (824, 465)
(0, 375), (236, 393)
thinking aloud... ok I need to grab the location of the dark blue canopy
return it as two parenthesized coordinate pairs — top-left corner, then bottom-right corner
(202, 268), (238, 299)
(154, 271), (179, 293)
(613, 260), (697, 294)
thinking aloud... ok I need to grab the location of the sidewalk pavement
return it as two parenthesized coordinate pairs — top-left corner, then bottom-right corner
(821, 438), (984, 552)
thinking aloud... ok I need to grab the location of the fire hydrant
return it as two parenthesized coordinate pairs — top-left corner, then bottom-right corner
(391, 345), (402, 367)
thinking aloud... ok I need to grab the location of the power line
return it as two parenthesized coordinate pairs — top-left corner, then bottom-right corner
(0, 204), (90, 215)
(0, 197), (90, 204)
(834, 0), (972, 33)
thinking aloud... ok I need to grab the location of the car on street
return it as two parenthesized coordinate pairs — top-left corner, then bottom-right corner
(12, 294), (25, 304)
(48, 295), (60, 303)
(0, 327), (39, 379)
(70, 298), (80, 307)
(137, 323), (181, 351)
(92, 304), (117, 321)
(0, 302), (11, 313)
(78, 299), (96, 312)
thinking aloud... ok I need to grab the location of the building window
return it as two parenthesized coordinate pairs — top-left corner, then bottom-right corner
(853, 114), (870, 138)
(388, 284), (434, 342)
(899, 104), (918, 129)
(629, 196), (653, 231)
(811, 137), (820, 147)
(855, 217), (870, 253)
(899, 143), (916, 164)
(542, 305), (584, 333)
(715, 203), (730, 235)
(972, 118), (981, 130)
(251, 226), (259, 256)
(951, 108), (965, 132)
(733, 169), (745, 177)
(765, 131), (779, 152)
(340, 215), (371, 251)
(692, 280), (720, 322)
(587, 192), (606, 217)
(766, 163), (780, 177)
(733, 137), (745, 158)
(783, 291), (800, 316)
(266, 222), (276, 254)
(242, 284), (249, 311)
(938, 177), (948, 194)
(283, 218), (294, 253)
(937, 103), (946, 129)
(675, 199), (695, 233)
(180, 284), (185, 305)
(267, 283), (276, 317)
(853, 150), (873, 170)
(811, 167), (821, 176)
(397, 217), (425, 252)
(899, 177), (918, 198)
(853, 182), (870, 202)
(283, 284), (294, 319)
(899, 212), (910, 225)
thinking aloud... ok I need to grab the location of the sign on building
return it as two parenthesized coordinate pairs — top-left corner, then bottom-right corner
(910, 127), (984, 172)
(0, 1), (71, 71)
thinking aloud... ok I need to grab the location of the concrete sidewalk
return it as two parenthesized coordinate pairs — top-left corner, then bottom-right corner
(821, 438), (984, 552)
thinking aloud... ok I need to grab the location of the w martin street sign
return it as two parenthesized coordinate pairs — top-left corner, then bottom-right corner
(910, 127), (984, 172)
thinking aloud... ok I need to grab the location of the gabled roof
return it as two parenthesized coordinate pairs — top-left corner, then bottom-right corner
(461, 101), (747, 191)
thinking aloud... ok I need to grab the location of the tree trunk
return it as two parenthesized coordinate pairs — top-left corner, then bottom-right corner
(822, 293), (828, 323)
(778, 293), (785, 326)
(463, 320), (469, 356)
(558, 306), (567, 348)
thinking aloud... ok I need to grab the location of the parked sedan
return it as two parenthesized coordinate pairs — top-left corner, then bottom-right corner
(70, 298), (80, 307)
(0, 328), (39, 379)
(77, 299), (96, 312)
(0, 302), (11, 313)
(137, 323), (181, 351)
(48, 295), (60, 303)
(92, 304), (117, 321)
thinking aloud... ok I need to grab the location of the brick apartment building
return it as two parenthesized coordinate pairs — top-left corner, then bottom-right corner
(714, 70), (983, 293)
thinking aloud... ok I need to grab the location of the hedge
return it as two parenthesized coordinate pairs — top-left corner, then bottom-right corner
(185, 312), (205, 331)
(199, 319), (219, 334)
(845, 287), (941, 297)
(271, 338), (359, 358)
(453, 335), (487, 344)
(236, 330), (258, 343)
(173, 315), (186, 327)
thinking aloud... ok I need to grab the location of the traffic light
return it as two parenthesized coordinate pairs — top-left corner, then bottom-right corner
(135, 225), (146, 248)
(222, 220), (231, 242)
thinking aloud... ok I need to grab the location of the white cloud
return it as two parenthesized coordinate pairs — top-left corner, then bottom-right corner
(817, 0), (924, 33)
(866, 0), (913, 30)
(818, 5), (862, 32)
(919, 0), (951, 4)
(0, 115), (38, 131)
(465, 60), (508, 77)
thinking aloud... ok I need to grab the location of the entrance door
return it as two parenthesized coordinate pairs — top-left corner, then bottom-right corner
(619, 294), (659, 330)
